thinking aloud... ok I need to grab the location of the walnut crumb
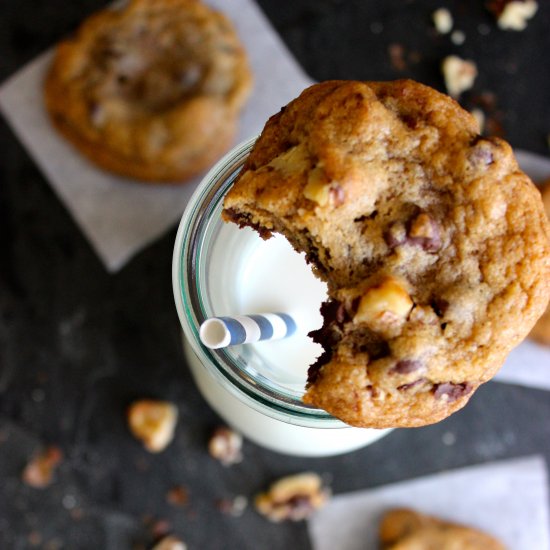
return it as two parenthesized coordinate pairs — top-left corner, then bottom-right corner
(208, 426), (243, 466)
(433, 8), (453, 34)
(151, 536), (187, 550)
(254, 472), (329, 522)
(127, 400), (178, 453)
(488, 0), (538, 30)
(22, 446), (63, 489)
(441, 56), (478, 98)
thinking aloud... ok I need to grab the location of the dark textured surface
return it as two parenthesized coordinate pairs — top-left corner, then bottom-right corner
(0, 1), (549, 549)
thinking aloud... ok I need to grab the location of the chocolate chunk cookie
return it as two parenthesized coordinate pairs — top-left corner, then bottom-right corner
(222, 80), (550, 428)
(529, 179), (550, 345)
(380, 508), (506, 549)
(44, 0), (252, 183)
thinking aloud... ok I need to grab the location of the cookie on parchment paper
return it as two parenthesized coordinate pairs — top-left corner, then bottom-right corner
(44, 0), (252, 183)
(379, 508), (506, 549)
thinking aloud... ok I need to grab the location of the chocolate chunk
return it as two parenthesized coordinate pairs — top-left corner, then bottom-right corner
(384, 222), (407, 248)
(468, 136), (496, 166)
(329, 185), (345, 207)
(393, 359), (423, 374)
(397, 378), (426, 391)
(407, 213), (442, 252)
(433, 382), (473, 402)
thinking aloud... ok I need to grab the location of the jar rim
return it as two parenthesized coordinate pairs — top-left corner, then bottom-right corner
(172, 137), (349, 428)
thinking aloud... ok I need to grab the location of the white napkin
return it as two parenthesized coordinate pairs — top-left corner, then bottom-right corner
(0, 0), (312, 272)
(308, 455), (549, 550)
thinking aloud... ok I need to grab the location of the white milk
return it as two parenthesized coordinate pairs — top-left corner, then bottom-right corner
(207, 224), (326, 392)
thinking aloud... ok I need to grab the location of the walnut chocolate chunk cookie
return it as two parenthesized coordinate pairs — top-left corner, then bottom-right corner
(380, 508), (506, 549)
(529, 180), (550, 345)
(222, 80), (550, 428)
(44, 0), (252, 183)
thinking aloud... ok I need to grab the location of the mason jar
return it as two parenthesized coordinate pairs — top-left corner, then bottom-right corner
(172, 137), (392, 456)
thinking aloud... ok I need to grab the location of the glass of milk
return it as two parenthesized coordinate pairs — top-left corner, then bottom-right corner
(172, 137), (392, 456)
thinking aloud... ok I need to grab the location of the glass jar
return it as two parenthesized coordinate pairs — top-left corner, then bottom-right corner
(172, 137), (392, 456)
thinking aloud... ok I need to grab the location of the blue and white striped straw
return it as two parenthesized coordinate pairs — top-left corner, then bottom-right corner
(199, 313), (297, 349)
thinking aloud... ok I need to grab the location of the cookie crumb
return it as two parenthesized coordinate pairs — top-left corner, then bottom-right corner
(388, 43), (406, 72)
(450, 30), (466, 45)
(470, 109), (485, 133)
(152, 536), (187, 550)
(433, 8), (453, 34)
(442, 56), (478, 98)
(208, 426), (243, 466)
(166, 485), (189, 507)
(217, 495), (248, 517)
(127, 400), (178, 453)
(488, 0), (538, 30)
(254, 472), (329, 522)
(22, 446), (63, 488)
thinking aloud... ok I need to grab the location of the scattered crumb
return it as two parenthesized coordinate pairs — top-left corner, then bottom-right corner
(450, 30), (466, 45)
(370, 21), (384, 34)
(433, 8), (453, 34)
(151, 519), (172, 539)
(62, 493), (77, 510)
(127, 400), (178, 453)
(477, 23), (491, 35)
(152, 536), (187, 550)
(28, 531), (43, 547)
(208, 427), (243, 466)
(22, 446), (63, 489)
(441, 55), (478, 98)
(254, 472), (330, 522)
(166, 485), (189, 507)
(388, 43), (406, 71)
(487, 0), (538, 30)
(442, 431), (457, 446)
(470, 108), (486, 133)
(216, 495), (248, 517)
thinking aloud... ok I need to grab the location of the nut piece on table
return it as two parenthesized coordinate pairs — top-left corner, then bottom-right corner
(152, 535), (187, 550)
(208, 426), (243, 466)
(22, 446), (63, 489)
(487, 0), (538, 31)
(127, 400), (178, 453)
(354, 277), (413, 335)
(254, 472), (330, 522)
(433, 8), (453, 34)
(441, 56), (478, 98)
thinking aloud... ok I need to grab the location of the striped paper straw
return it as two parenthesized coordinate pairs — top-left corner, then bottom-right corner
(199, 313), (297, 349)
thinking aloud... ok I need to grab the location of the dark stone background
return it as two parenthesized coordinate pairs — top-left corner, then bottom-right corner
(0, 1), (549, 548)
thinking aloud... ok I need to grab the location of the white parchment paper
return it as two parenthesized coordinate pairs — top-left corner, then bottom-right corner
(0, 0), (312, 272)
(308, 455), (549, 550)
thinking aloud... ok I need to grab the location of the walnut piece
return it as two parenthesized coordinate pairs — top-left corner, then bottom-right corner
(22, 446), (63, 489)
(208, 426), (243, 466)
(254, 472), (329, 522)
(432, 8), (453, 34)
(152, 535), (187, 550)
(127, 399), (178, 453)
(354, 277), (413, 334)
(493, 0), (538, 30)
(441, 56), (478, 98)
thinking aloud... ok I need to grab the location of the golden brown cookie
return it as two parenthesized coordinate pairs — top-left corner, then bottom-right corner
(380, 508), (506, 549)
(222, 80), (550, 428)
(44, 0), (252, 183)
(529, 179), (550, 345)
